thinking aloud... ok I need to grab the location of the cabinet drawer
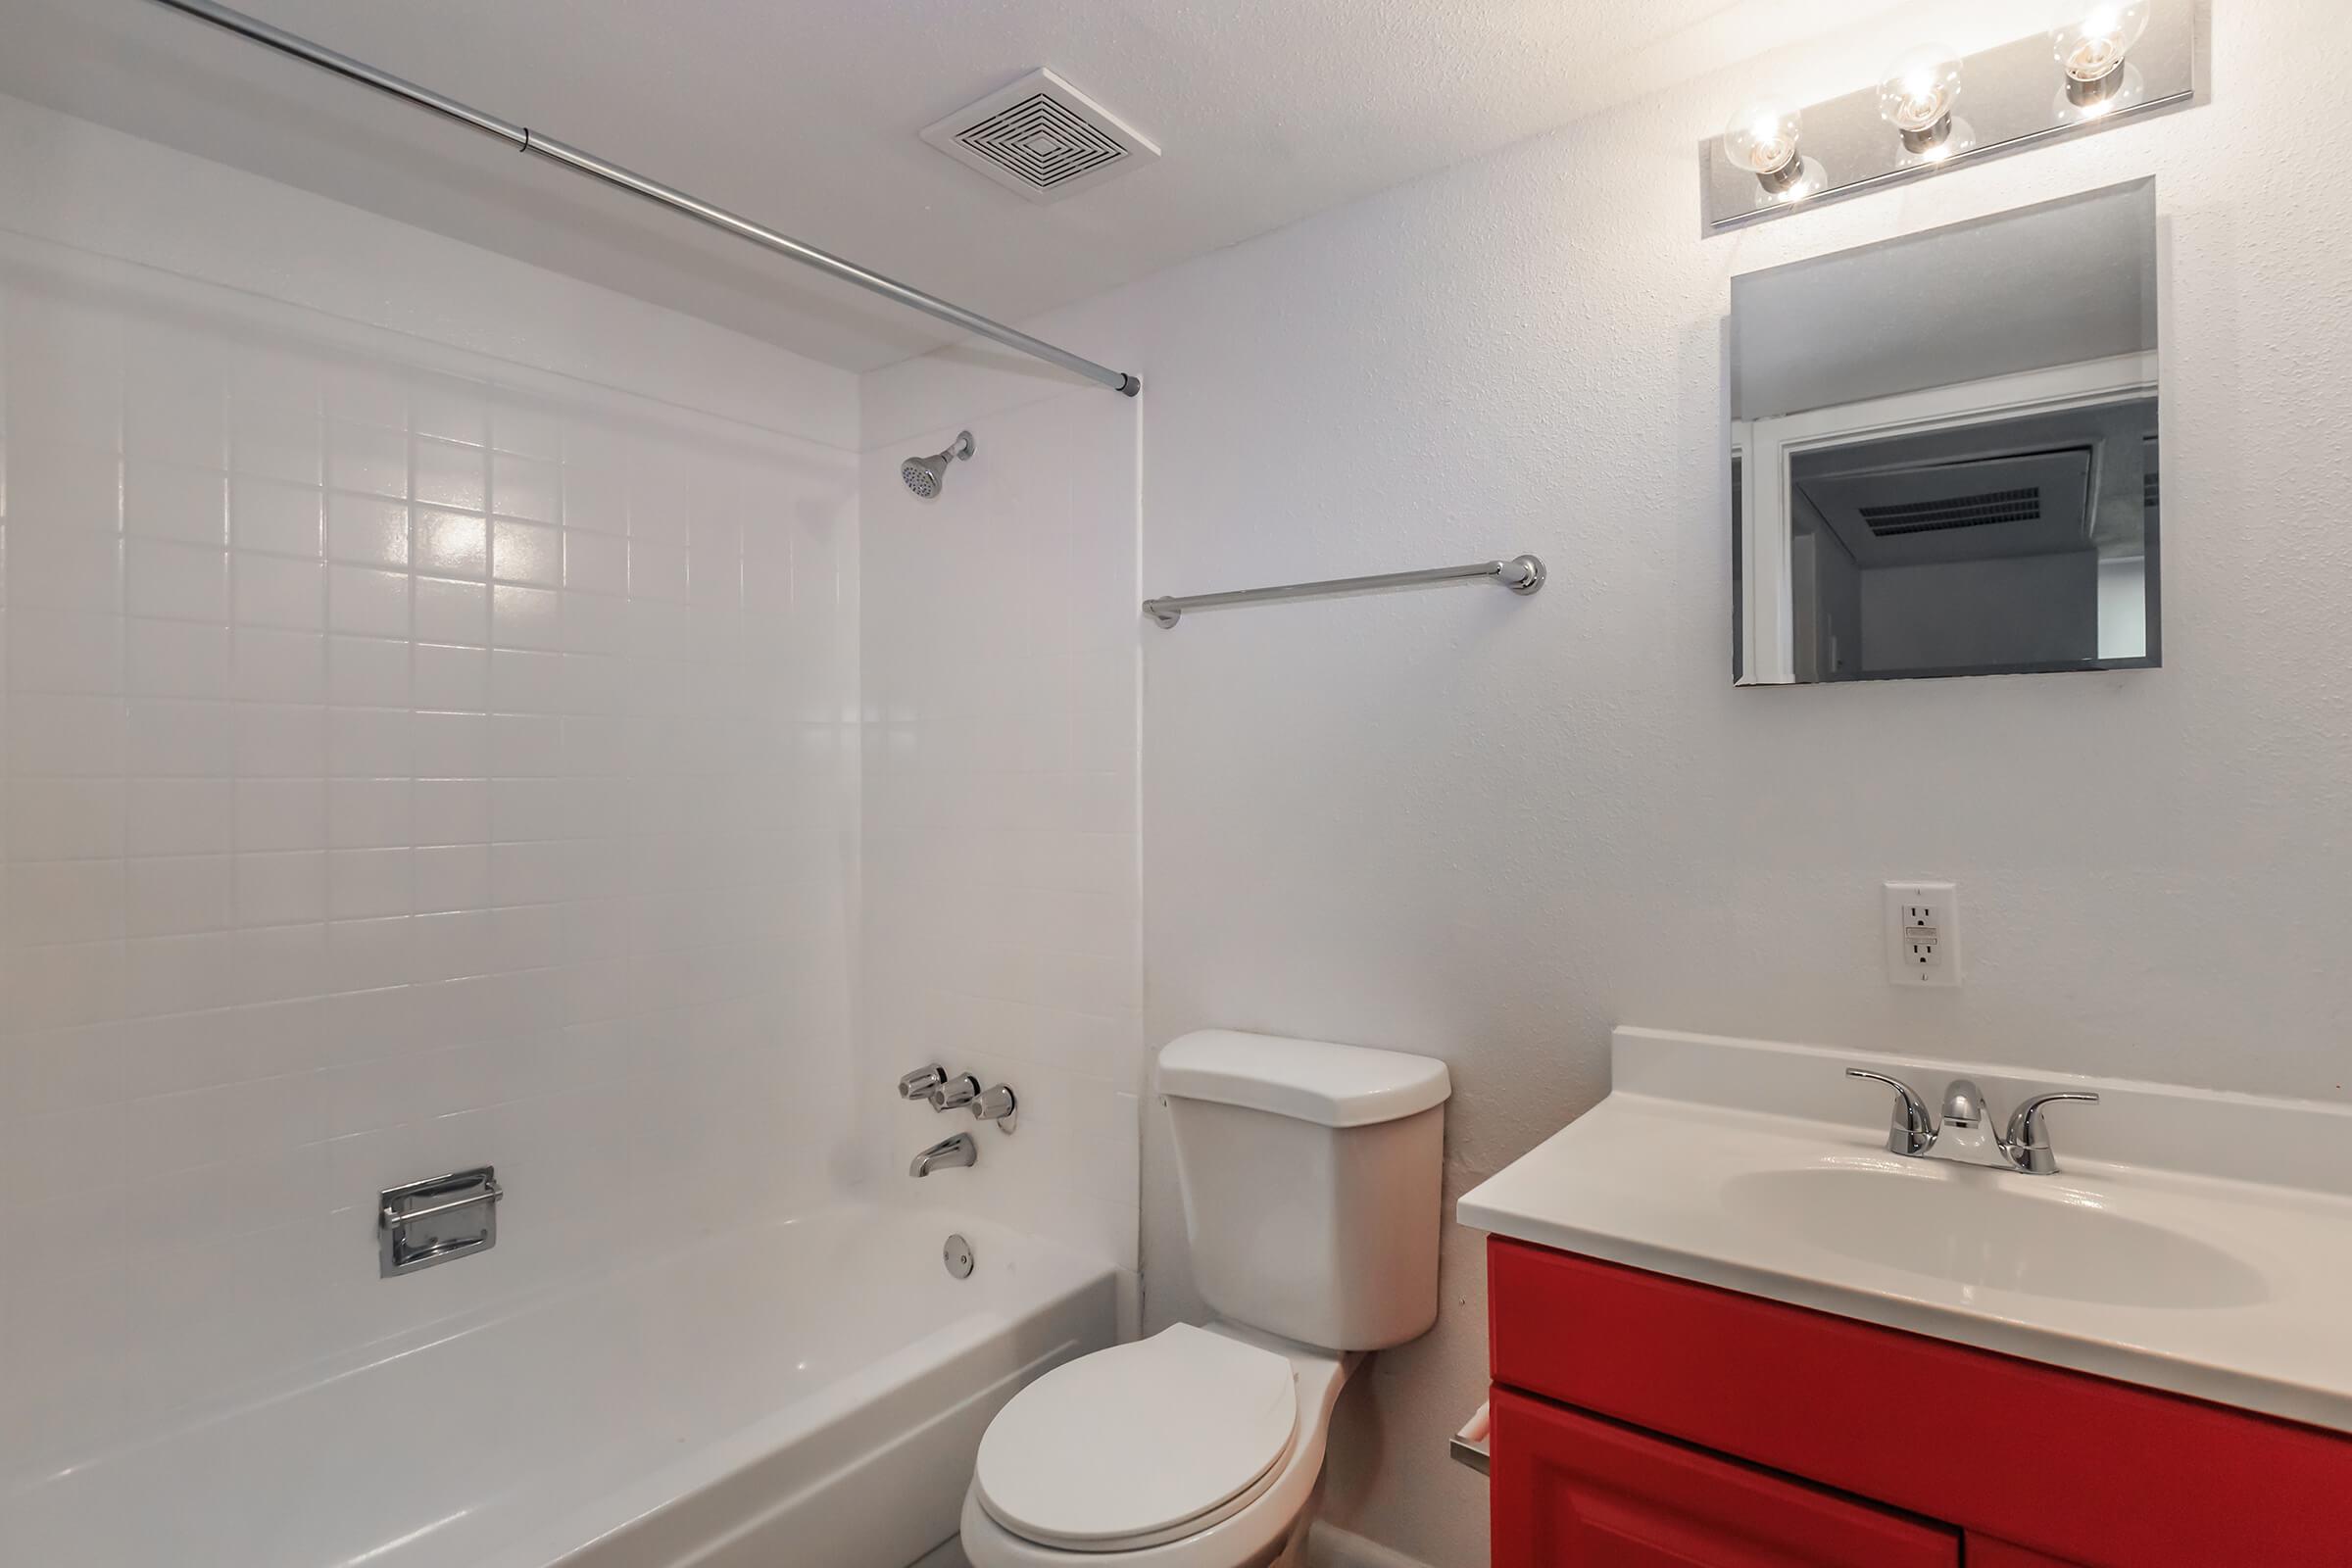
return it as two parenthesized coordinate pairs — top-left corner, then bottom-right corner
(1491, 1389), (1958, 1568)
(1489, 1238), (2352, 1566)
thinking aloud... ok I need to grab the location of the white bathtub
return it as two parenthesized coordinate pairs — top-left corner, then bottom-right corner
(0, 1204), (1116, 1568)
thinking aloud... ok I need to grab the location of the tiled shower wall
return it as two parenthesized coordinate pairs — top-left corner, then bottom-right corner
(0, 240), (858, 1480)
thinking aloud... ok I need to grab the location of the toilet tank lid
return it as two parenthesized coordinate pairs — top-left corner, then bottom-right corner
(1156, 1031), (1451, 1127)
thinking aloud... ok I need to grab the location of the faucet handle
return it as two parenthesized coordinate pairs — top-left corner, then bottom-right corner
(928, 1073), (981, 1111)
(2004, 1091), (2098, 1176)
(968, 1083), (1017, 1132)
(1846, 1068), (1936, 1156)
(898, 1063), (947, 1100)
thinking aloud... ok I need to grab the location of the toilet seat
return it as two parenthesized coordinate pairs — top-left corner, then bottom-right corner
(974, 1324), (1299, 1551)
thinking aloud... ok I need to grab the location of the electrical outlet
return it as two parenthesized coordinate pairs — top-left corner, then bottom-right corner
(1884, 881), (1960, 987)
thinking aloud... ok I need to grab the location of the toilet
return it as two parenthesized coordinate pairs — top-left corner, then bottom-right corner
(960, 1030), (1451, 1568)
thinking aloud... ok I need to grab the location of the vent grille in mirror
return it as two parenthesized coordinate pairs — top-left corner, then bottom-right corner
(1860, 487), (2042, 537)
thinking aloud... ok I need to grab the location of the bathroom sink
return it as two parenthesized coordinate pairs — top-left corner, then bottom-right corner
(1719, 1163), (2269, 1308)
(1458, 1028), (2352, 1435)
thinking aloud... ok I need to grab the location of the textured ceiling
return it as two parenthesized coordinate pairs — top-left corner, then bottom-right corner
(2, 0), (1920, 370)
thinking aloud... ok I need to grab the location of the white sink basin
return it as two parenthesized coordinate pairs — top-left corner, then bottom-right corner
(1720, 1162), (2269, 1308)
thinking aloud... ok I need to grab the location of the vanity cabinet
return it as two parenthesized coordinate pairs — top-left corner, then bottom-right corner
(1487, 1238), (2352, 1568)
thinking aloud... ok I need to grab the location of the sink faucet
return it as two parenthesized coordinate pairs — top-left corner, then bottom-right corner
(909, 1132), (979, 1177)
(1845, 1069), (2097, 1176)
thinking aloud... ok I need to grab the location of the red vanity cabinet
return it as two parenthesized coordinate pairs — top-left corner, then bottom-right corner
(1487, 1237), (2352, 1568)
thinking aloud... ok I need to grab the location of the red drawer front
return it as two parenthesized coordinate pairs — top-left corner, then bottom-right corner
(1489, 1238), (2352, 1567)
(1492, 1389), (1958, 1568)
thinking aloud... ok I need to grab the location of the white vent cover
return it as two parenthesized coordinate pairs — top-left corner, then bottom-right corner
(921, 69), (1159, 204)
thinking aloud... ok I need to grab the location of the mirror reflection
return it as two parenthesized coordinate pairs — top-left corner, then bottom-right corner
(1732, 180), (2159, 684)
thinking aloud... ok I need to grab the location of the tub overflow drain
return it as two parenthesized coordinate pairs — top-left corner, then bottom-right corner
(944, 1233), (975, 1280)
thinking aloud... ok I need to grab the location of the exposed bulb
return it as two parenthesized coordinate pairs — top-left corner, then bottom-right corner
(1723, 100), (1802, 190)
(1879, 44), (1963, 145)
(2052, 2), (2151, 85)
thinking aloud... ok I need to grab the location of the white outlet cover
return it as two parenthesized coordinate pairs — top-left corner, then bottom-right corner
(1884, 881), (1960, 987)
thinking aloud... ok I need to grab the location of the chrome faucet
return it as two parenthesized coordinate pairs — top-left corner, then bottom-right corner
(909, 1132), (979, 1177)
(1845, 1068), (2097, 1176)
(928, 1073), (982, 1111)
(898, 1063), (1016, 1130)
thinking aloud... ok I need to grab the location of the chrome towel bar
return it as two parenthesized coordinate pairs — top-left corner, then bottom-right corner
(1450, 1399), (1493, 1477)
(1144, 556), (1544, 628)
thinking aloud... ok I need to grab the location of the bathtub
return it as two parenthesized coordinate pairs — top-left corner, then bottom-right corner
(0, 1204), (1116, 1568)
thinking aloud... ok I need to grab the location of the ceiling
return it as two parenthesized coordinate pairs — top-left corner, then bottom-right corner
(2, 0), (1917, 371)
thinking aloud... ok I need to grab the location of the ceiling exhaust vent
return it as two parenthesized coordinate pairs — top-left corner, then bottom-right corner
(1860, 487), (2043, 538)
(921, 69), (1160, 204)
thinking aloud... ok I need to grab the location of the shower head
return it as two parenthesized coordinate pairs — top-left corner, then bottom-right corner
(901, 430), (975, 499)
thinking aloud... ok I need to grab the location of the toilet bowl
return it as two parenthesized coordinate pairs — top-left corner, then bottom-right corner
(959, 1322), (1356, 1568)
(960, 1031), (1450, 1568)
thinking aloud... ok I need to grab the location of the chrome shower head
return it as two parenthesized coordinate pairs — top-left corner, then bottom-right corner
(901, 430), (975, 500)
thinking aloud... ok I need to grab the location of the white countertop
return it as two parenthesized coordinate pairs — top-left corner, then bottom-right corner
(1459, 1027), (2352, 1436)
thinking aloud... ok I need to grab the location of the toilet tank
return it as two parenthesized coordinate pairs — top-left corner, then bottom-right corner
(1157, 1031), (1451, 1351)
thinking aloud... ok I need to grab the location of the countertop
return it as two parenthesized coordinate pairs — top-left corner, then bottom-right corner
(1459, 1027), (2352, 1436)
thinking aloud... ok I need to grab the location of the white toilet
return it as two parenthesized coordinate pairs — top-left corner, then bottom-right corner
(959, 1030), (1451, 1568)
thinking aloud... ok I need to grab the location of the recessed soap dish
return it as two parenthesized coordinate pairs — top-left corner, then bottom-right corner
(379, 1166), (502, 1278)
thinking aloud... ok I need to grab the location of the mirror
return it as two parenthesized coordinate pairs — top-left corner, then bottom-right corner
(1732, 181), (2158, 685)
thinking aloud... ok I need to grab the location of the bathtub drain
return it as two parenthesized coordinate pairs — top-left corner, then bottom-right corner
(944, 1234), (975, 1280)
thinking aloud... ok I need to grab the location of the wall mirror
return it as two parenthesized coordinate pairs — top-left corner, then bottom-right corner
(1732, 180), (2158, 685)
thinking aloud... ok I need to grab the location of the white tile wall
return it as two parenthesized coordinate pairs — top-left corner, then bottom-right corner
(0, 252), (859, 1483)
(858, 388), (1142, 1270)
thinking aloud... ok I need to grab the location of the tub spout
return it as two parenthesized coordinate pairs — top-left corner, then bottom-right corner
(910, 1132), (978, 1177)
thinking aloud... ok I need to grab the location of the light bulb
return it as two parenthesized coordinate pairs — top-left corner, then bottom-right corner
(1878, 45), (1963, 150)
(2052, 3), (2151, 86)
(1723, 100), (1802, 191)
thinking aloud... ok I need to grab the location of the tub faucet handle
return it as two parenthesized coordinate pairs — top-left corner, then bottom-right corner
(898, 1063), (947, 1100)
(929, 1073), (981, 1111)
(969, 1083), (1017, 1132)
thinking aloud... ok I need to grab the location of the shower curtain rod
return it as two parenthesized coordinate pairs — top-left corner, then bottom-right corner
(141, 0), (1144, 398)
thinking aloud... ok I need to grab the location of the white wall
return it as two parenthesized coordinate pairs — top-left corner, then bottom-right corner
(0, 94), (860, 1485)
(882, 4), (2352, 1563)
(856, 373), (1142, 1281)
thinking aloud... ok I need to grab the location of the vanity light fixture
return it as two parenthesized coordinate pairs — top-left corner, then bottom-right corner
(2054, 4), (2150, 100)
(1878, 44), (1966, 157)
(1699, 0), (2196, 231)
(2054, 2), (2152, 115)
(1721, 100), (1814, 198)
